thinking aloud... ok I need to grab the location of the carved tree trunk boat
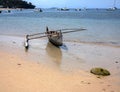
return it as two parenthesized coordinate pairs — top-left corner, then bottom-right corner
(24, 26), (86, 49)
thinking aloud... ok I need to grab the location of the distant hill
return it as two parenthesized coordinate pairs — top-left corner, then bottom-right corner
(0, 0), (35, 9)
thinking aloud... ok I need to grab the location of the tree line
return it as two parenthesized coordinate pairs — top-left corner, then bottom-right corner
(0, 0), (35, 9)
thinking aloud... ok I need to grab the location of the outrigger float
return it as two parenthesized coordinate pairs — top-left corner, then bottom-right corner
(24, 27), (86, 49)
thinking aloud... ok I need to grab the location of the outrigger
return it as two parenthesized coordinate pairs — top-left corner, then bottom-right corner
(24, 27), (86, 49)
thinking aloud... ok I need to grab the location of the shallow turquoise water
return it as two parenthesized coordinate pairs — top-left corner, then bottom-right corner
(0, 9), (120, 46)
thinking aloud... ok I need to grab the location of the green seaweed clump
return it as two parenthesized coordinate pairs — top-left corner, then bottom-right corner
(90, 67), (110, 76)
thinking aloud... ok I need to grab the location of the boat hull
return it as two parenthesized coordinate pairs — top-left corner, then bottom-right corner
(48, 35), (63, 46)
(46, 29), (63, 46)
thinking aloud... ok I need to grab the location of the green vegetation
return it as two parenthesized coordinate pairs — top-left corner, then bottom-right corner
(90, 67), (110, 76)
(0, 0), (35, 9)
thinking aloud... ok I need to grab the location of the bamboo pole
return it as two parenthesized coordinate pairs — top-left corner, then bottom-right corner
(62, 28), (86, 34)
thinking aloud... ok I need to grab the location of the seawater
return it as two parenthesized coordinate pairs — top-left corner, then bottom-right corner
(0, 9), (120, 46)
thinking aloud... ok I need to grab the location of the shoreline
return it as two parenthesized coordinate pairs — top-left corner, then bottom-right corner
(0, 35), (120, 70)
(0, 8), (26, 11)
(1, 34), (120, 48)
(0, 35), (120, 92)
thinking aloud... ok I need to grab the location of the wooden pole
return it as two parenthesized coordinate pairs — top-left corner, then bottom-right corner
(62, 28), (86, 34)
(28, 32), (45, 37)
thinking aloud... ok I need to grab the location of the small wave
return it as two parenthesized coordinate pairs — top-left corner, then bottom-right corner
(64, 39), (120, 48)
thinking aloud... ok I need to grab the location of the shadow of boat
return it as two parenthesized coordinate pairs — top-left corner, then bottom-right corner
(46, 42), (62, 65)
(60, 44), (68, 51)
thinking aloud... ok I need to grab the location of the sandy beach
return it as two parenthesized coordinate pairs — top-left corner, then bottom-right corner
(0, 35), (120, 92)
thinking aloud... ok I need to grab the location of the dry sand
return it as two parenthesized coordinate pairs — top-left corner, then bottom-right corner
(0, 35), (120, 92)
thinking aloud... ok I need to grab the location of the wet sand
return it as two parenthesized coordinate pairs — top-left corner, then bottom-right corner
(0, 35), (120, 92)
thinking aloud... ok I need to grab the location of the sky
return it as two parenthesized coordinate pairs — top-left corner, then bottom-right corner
(25, 0), (120, 8)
